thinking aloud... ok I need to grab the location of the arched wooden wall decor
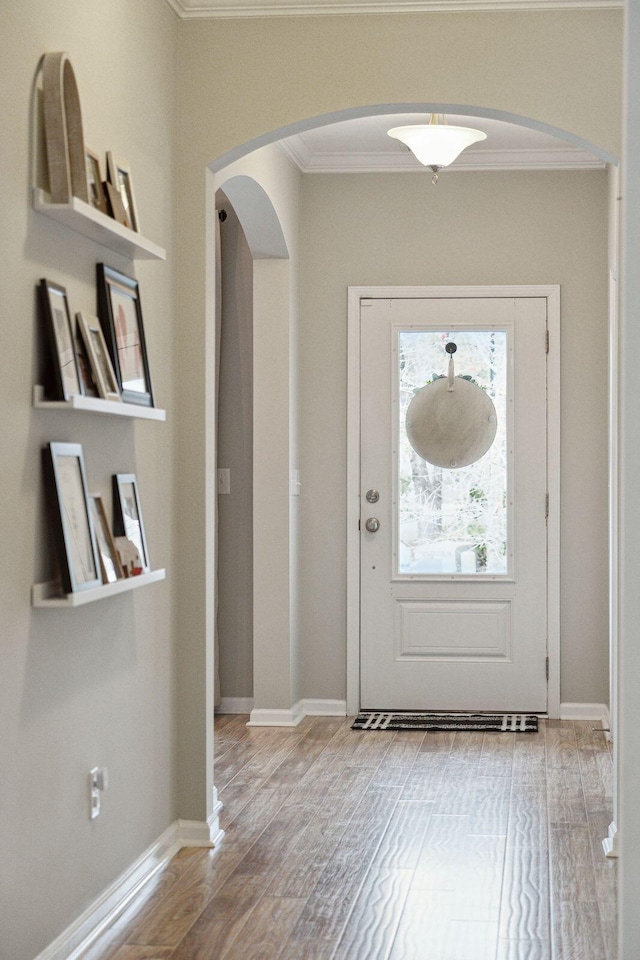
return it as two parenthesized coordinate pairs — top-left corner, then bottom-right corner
(42, 52), (88, 204)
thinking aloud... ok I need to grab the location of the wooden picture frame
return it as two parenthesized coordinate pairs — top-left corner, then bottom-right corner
(85, 148), (106, 214)
(96, 264), (154, 407)
(112, 474), (150, 573)
(104, 180), (129, 227)
(89, 494), (124, 584)
(76, 312), (121, 402)
(38, 278), (83, 401)
(44, 442), (102, 594)
(106, 152), (139, 232)
(41, 53), (88, 204)
(74, 323), (99, 398)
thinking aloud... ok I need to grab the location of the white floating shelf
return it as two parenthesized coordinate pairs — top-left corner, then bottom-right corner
(33, 188), (166, 261)
(32, 569), (166, 608)
(33, 386), (166, 421)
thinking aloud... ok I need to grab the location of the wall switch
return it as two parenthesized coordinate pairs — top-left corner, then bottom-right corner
(90, 767), (101, 819)
(90, 766), (108, 819)
(290, 469), (302, 497)
(217, 468), (231, 495)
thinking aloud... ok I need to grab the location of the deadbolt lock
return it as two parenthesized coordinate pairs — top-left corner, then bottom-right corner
(365, 489), (379, 503)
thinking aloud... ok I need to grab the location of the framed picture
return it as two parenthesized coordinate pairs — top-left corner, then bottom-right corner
(96, 264), (154, 407)
(38, 278), (83, 401)
(77, 312), (121, 402)
(85, 149), (106, 214)
(112, 474), (150, 573)
(89, 494), (123, 584)
(74, 323), (99, 398)
(43, 443), (102, 593)
(106, 152), (139, 231)
(104, 180), (129, 227)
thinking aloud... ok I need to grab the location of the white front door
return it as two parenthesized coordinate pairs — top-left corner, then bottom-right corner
(358, 293), (550, 712)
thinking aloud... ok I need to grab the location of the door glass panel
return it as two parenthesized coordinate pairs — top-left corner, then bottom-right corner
(397, 328), (508, 576)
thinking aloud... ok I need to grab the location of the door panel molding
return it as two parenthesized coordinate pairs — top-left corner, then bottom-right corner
(346, 285), (561, 717)
(394, 598), (512, 661)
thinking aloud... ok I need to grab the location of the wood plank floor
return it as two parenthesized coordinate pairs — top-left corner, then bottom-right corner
(80, 716), (616, 960)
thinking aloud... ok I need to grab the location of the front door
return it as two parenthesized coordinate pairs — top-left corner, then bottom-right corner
(359, 293), (550, 712)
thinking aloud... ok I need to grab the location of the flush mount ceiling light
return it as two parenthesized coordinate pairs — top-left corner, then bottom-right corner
(388, 114), (487, 182)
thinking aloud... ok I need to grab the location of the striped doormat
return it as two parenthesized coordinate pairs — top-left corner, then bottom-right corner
(351, 712), (538, 732)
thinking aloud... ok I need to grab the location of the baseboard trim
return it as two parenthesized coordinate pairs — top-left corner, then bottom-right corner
(559, 701), (610, 728)
(34, 815), (223, 960)
(247, 702), (305, 726)
(177, 818), (217, 847)
(216, 697), (255, 714)
(300, 698), (347, 716)
(247, 698), (347, 726)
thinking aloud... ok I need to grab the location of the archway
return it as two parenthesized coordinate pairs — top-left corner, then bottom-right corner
(207, 100), (619, 857)
(212, 169), (297, 727)
(209, 103), (617, 173)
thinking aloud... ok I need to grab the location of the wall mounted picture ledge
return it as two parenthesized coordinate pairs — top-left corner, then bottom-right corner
(41, 52), (88, 203)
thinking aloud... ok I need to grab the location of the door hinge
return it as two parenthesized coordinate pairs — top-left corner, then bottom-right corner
(545, 493), (549, 519)
(545, 656), (550, 681)
(545, 329), (550, 354)
(358, 519), (361, 531)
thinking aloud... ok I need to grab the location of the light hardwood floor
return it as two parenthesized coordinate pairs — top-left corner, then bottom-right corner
(80, 716), (616, 960)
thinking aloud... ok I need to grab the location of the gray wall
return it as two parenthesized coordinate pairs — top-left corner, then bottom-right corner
(0, 3), (177, 958)
(0, 3), (621, 956)
(217, 197), (254, 700)
(177, 4), (621, 725)
(298, 169), (610, 705)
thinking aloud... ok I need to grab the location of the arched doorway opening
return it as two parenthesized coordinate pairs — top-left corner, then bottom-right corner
(208, 102), (619, 854)
(212, 170), (296, 725)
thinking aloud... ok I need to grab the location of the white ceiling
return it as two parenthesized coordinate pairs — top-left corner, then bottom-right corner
(279, 113), (606, 173)
(165, 0), (621, 17)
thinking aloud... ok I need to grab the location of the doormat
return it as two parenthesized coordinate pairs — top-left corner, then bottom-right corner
(351, 712), (539, 732)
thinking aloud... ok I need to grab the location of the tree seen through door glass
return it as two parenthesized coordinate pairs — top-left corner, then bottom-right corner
(398, 329), (508, 575)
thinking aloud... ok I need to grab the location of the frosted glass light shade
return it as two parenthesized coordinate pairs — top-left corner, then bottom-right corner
(388, 123), (487, 167)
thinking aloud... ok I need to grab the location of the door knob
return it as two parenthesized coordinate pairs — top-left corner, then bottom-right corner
(365, 517), (380, 533)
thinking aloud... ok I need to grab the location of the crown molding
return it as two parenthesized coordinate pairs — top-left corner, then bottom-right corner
(279, 136), (314, 170)
(165, 0), (621, 19)
(279, 138), (606, 172)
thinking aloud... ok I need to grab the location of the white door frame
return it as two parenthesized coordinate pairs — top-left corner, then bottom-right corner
(347, 285), (561, 718)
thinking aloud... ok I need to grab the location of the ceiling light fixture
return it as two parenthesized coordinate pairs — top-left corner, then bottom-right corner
(388, 114), (487, 183)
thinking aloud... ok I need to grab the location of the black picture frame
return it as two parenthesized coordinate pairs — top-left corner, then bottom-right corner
(38, 278), (83, 401)
(96, 264), (154, 407)
(112, 473), (150, 573)
(43, 442), (102, 594)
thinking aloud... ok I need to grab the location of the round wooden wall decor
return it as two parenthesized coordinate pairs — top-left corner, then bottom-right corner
(406, 375), (498, 468)
(42, 52), (88, 204)
(406, 345), (498, 469)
